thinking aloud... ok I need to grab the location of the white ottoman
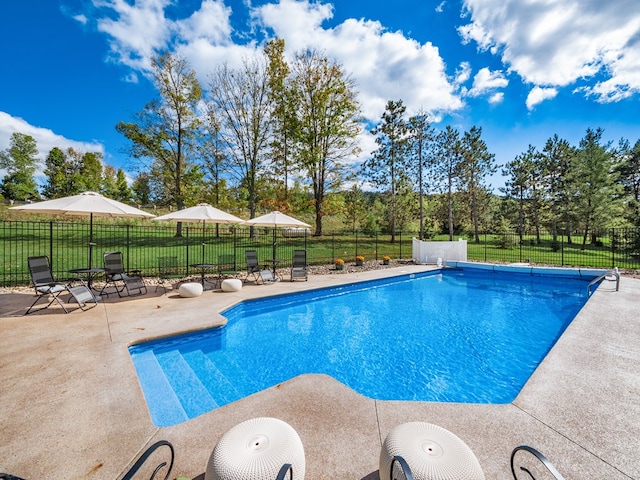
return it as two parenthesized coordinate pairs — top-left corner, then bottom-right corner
(178, 282), (203, 298)
(380, 422), (484, 480)
(206, 417), (305, 480)
(221, 278), (242, 292)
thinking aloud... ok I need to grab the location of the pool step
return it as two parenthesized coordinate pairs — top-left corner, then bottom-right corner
(181, 349), (242, 407)
(155, 349), (218, 420)
(129, 348), (189, 427)
(203, 352), (262, 398)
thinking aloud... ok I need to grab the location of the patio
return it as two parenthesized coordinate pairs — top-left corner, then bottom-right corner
(0, 265), (638, 479)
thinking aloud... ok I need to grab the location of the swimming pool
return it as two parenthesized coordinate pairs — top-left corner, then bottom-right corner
(129, 267), (600, 427)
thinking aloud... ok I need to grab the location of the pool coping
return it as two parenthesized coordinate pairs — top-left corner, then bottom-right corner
(0, 263), (638, 479)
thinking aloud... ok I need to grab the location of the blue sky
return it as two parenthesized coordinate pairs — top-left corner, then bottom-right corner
(2, 0), (640, 192)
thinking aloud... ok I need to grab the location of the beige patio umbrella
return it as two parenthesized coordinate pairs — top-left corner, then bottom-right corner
(243, 211), (311, 262)
(152, 203), (244, 265)
(10, 191), (155, 268)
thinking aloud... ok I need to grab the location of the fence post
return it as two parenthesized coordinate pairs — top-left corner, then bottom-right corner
(561, 234), (565, 265)
(49, 221), (53, 268)
(375, 232), (378, 261)
(484, 232), (487, 261)
(186, 227), (190, 275)
(355, 231), (359, 258)
(611, 227), (615, 268)
(399, 231), (402, 259)
(126, 224), (130, 269)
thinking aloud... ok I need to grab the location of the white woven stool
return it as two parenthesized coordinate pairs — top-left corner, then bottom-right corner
(178, 282), (203, 298)
(380, 422), (484, 480)
(221, 278), (242, 292)
(206, 417), (305, 480)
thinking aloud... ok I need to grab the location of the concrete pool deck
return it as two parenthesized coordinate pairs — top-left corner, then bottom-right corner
(0, 265), (638, 479)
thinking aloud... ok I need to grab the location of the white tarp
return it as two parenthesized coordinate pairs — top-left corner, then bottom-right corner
(412, 238), (468, 264)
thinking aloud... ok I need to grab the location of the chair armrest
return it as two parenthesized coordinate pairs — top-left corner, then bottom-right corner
(510, 446), (565, 480)
(390, 456), (415, 480)
(275, 464), (293, 480)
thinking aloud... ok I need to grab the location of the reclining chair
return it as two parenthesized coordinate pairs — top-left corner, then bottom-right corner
(244, 250), (274, 284)
(26, 256), (100, 315)
(290, 249), (308, 281)
(102, 251), (147, 297)
(155, 256), (184, 294)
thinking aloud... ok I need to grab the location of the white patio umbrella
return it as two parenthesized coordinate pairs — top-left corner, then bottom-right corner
(10, 191), (155, 269)
(243, 211), (311, 262)
(152, 203), (244, 265)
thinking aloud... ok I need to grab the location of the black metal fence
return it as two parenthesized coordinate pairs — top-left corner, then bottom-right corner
(1, 220), (639, 286)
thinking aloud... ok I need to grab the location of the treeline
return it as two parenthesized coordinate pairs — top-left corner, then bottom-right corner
(0, 133), (131, 203)
(2, 38), (639, 245)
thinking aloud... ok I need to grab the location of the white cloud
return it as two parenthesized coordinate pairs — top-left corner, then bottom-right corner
(455, 62), (471, 85)
(526, 86), (557, 110)
(93, 0), (174, 73)
(488, 92), (504, 105)
(73, 14), (88, 25)
(87, 0), (464, 123)
(459, 0), (640, 103)
(0, 112), (105, 179)
(468, 67), (508, 97)
(252, 0), (463, 120)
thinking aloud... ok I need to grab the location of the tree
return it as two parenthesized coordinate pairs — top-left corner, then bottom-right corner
(540, 135), (576, 244)
(78, 152), (103, 192)
(115, 168), (132, 202)
(208, 56), (272, 221)
(0, 132), (40, 201)
(102, 165), (118, 198)
(291, 49), (361, 235)
(362, 100), (410, 242)
(343, 184), (367, 232)
(574, 128), (623, 246)
(131, 172), (152, 205)
(201, 101), (233, 220)
(265, 38), (299, 203)
(459, 126), (496, 243)
(433, 126), (463, 240)
(42, 147), (68, 199)
(502, 148), (534, 242)
(615, 138), (640, 225)
(407, 110), (434, 240)
(116, 53), (203, 234)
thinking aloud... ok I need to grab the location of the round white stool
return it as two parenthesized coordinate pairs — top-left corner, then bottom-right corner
(178, 282), (203, 298)
(206, 417), (305, 480)
(221, 278), (242, 292)
(380, 422), (484, 480)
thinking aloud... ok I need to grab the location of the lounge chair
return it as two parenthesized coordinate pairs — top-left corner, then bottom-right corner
(510, 445), (565, 479)
(102, 251), (147, 297)
(244, 249), (274, 284)
(26, 256), (100, 315)
(387, 456), (415, 480)
(155, 256), (183, 294)
(216, 254), (238, 287)
(121, 440), (174, 480)
(290, 249), (308, 281)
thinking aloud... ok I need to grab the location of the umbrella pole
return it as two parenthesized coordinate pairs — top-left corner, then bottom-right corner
(89, 212), (94, 269)
(272, 228), (277, 275)
(201, 221), (206, 265)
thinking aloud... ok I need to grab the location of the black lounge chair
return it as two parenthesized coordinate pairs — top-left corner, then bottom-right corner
(244, 249), (273, 284)
(155, 256), (184, 294)
(102, 251), (147, 297)
(26, 256), (99, 315)
(290, 249), (308, 281)
(510, 445), (566, 479)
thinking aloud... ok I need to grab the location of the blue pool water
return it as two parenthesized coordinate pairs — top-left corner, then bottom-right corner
(129, 268), (596, 427)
